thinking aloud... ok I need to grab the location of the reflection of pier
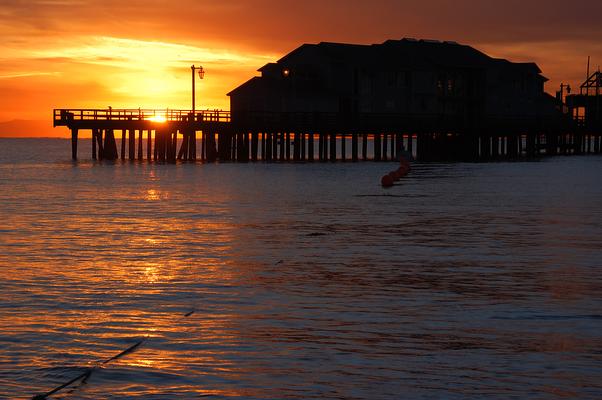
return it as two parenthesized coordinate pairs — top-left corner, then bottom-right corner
(55, 108), (601, 163)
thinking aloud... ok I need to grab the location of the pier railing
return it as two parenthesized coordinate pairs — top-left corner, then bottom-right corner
(54, 108), (231, 125)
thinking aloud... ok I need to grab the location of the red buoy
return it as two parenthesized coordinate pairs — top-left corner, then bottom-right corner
(400, 157), (411, 169)
(388, 170), (401, 181)
(397, 165), (409, 176)
(381, 174), (394, 187)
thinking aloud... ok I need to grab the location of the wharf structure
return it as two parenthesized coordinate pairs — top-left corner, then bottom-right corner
(54, 38), (601, 162)
(565, 70), (602, 153)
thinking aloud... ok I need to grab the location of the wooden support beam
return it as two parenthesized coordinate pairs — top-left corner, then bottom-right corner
(136, 130), (142, 160)
(103, 129), (118, 160)
(147, 130), (152, 160)
(251, 132), (259, 161)
(171, 130), (178, 162)
(301, 132), (306, 161)
(201, 131), (206, 161)
(231, 133), (236, 161)
(318, 133), (323, 161)
(480, 135), (490, 159)
(279, 132), (285, 161)
(285, 132), (291, 160)
(207, 132), (217, 162)
(238, 133), (243, 161)
(71, 128), (78, 160)
(153, 130), (159, 161)
(92, 129), (97, 160)
(507, 135), (518, 158)
(237, 132), (245, 161)
(128, 129), (135, 160)
(415, 134), (422, 161)
(191, 131), (197, 160)
(330, 133), (336, 161)
(491, 136), (499, 158)
(574, 133), (582, 155)
(177, 131), (188, 160)
(341, 133), (346, 161)
(164, 130), (170, 161)
(308, 133), (314, 161)
(374, 133), (382, 161)
(382, 133), (388, 161)
(526, 133), (536, 157)
(121, 130), (126, 159)
(161, 130), (167, 162)
(352, 133), (358, 162)
(362, 134), (367, 160)
(97, 129), (104, 160)
(265, 132), (272, 161)
(293, 132), (301, 161)
(155, 130), (162, 161)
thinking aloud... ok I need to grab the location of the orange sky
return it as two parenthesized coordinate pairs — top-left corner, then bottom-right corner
(1, 0), (601, 136)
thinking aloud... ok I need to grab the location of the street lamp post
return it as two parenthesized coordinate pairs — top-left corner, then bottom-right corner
(191, 65), (205, 115)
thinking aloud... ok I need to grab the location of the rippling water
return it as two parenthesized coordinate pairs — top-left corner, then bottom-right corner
(1, 138), (602, 399)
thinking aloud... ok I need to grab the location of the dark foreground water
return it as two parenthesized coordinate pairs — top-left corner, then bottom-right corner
(1, 138), (601, 399)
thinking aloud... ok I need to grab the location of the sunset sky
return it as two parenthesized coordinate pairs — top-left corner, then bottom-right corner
(1, 0), (601, 136)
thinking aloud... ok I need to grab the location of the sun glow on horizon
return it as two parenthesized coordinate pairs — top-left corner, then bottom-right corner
(147, 115), (167, 123)
(0, 34), (276, 130)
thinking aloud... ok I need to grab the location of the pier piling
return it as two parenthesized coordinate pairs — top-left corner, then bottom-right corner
(71, 129), (78, 160)
(54, 107), (598, 163)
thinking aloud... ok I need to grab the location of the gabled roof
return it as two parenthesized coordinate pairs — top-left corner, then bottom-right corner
(227, 39), (547, 96)
(227, 76), (262, 97)
(377, 38), (493, 69)
(258, 63), (278, 73)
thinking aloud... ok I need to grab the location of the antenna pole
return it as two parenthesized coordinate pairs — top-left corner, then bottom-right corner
(586, 56), (591, 95)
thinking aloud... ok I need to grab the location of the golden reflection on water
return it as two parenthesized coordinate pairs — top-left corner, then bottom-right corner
(2, 150), (602, 399)
(142, 265), (162, 284)
(144, 189), (164, 201)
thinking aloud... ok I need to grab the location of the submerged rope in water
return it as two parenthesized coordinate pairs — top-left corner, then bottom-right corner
(32, 310), (196, 400)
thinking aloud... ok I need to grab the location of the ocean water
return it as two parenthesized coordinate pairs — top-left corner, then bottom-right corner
(1, 138), (601, 399)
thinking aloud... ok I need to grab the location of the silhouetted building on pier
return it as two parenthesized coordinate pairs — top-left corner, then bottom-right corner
(228, 38), (559, 132)
(56, 39), (600, 162)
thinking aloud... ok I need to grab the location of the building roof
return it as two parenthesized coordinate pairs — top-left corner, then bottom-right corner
(228, 38), (545, 96)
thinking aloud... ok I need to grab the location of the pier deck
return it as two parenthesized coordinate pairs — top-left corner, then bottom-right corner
(54, 108), (601, 162)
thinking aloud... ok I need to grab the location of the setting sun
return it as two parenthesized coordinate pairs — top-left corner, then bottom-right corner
(147, 115), (167, 123)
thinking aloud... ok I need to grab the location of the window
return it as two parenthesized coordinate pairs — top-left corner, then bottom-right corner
(437, 75), (445, 96)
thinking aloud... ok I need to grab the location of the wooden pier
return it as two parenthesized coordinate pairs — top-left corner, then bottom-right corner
(54, 108), (601, 162)
(54, 109), (230, 162)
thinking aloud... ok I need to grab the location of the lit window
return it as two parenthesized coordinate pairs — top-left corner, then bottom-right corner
(282, 69), (291, 78)
(447, 79), (454, 93)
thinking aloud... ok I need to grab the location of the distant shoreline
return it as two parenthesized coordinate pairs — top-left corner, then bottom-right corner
(0, 136), (74, 139)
